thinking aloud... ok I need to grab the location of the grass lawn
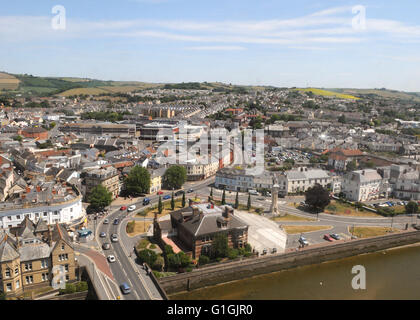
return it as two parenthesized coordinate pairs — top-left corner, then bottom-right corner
(126, 220), (152, 236)
(137, 199), (185, 218)
(272, 214), (316, 222)
(325, 200), (381, 217)
(349, 226), (400, 238)
(282, 225), (332, 234)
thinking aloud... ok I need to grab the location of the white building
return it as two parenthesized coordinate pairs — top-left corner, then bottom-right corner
(279, 167), (332, 195)
(342, 169), (383, 202)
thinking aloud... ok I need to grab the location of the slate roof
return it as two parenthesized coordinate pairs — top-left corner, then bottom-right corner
(0, 236), (20, 262)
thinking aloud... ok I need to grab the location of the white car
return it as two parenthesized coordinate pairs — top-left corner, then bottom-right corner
(111, 234), (119, 242)
(127, 205), (136, 212)
(107, 255), (116, 263)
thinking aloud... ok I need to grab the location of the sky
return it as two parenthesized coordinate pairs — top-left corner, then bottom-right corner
(1, 0), (420, 91)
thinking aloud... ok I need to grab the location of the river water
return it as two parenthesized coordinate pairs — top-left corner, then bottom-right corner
(170, 245), (420, 300)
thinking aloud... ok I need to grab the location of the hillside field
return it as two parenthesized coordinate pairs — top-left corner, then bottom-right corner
(0, 73), (20, 90)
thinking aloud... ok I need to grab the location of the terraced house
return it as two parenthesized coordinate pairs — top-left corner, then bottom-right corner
(0, 217), (76, 298)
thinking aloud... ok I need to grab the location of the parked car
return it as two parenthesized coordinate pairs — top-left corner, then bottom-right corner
(330, 233), (340, 240)
(127, 205), (136, 212)
(111, 234), (118, 242)
(107, 255), (116, 263)
(187, 189), (194, 193)
(299, 236), (309, 246)
(103, 219), (109, 225)
(323, 234), (334, 242)
(120, 283), (132, 295)
(412, 224), (420, 230)
(99, 232), (107, 238)
(163, 195), (171, 200)
(143, 198), (151, 206)
(113, 219), (119, 225)
(248, 189), (259, 196)
(272, 248), (277, 254)
(262, 248), (268, 255)
(120, 206), (127, 211)
(102, 243), (110, 250)
(157, 191), (163, 195)
(175, 190), (185, 196)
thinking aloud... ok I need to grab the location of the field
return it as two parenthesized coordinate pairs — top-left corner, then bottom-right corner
(294, 88), (360, 100)
(0, 72), (20, 90)
(330, 88), (420, 103)
(126, 220), (152, 236)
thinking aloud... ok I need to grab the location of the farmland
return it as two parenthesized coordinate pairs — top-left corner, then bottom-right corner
(294, 88), (360, 100)
(0, 73), (20, 91)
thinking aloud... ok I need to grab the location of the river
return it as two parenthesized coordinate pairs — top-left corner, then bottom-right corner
(170, 245), (420, 300)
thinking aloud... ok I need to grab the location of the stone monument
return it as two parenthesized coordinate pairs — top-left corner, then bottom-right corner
(270, 175), (283, 216)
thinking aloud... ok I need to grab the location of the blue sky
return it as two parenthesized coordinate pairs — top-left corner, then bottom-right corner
(1, 0), (420, 91)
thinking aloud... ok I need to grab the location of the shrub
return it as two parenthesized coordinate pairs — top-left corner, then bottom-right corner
(199, 255), (210, 265)
(244, 243), (252, 252)
(150, 244), (156, 249)
(126, 221), (135, 233)
(227, 248), (239, 260)
(152, 255), (164, 272)
(164, 244), (174, 255)
(75, 281), (88, 292)
(60, 283), (76, 295)
(137, 249), (158, 266)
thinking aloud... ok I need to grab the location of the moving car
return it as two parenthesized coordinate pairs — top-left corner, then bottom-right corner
(175, 190), (185, 196)
(163, 195), (171, 200)
(111, 234), (118, 242)
(107, 255), (116, 263)
(99, 232), (107, 238)
(103, 219), (109, 225)
(120, 283), (132, 295)
(157, 191), (163, 195)
(330, 233), (341, 240)
(113, 219), (119, 225)
(187, 189), (194, 193)
(143, 198), (151, 206)
(102, 243), (110, 250)
(127, 205), (136, 212)
(323, 234), (334, 242)
(120, 206), (127, 211)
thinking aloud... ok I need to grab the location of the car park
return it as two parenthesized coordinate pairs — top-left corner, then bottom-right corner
(102, 243), (110, 250)
(127, 205), (136, 212)
(107, 255), (116, 263)
(323, 234), (334, 242)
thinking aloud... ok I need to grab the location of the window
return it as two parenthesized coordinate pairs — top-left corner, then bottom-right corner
(64, 264), (69, 272)
(42, 273), (49, 281)
(16, 215), (20, 220)
(43, 212), (48, 217)
(7, 216), (12, 221)
(65, 275), (69, 281)
(15, 267), (19, 275)
(16, 280), (20, 289)
(24, 263), (32, 271)
(25, 275), (33, 284)
(54, 211), (58, 215)
(61, 244), (65, 250)
(6, 283), (12, 292)
(5, 268), (11, 278)
(41, 259), (48, 269)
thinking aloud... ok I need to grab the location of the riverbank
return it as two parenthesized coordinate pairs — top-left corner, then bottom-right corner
(170, 243), (420, 300)
(161, 230), (420, 297)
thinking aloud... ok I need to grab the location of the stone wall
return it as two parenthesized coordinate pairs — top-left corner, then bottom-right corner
(160, 230), (420, 295)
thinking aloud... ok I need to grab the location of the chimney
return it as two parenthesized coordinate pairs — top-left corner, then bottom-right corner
(26, 186), (31, 193)
(36, 186), (41, 192)
(48, 225), (53, 247)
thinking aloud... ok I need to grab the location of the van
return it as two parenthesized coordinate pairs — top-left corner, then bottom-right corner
(143, 198), (150, 206)
(248, 189), (259, 196)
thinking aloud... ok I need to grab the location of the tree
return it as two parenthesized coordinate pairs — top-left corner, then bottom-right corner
(182, 192), (186, 208)
(137, 249), (157, 267)
(211, 233), (229, 259)
(405, 201), (419, 215)
(346, 160), (357, 172)
(247, 194), (251, 210)
(163, 165), (187, 190)
(88, 185), (112, 212)
(125, 166), (151, 196)
(158, 196), (163, 214)
(199, 255), (210, 265)
(221, 189), (226, 205)
(234, 192), (239, 209)
(13, 135), (22, 142)
(338, 115), (346, 124)
(171, 192), (175, 210)
(305, 184), (330, 213)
